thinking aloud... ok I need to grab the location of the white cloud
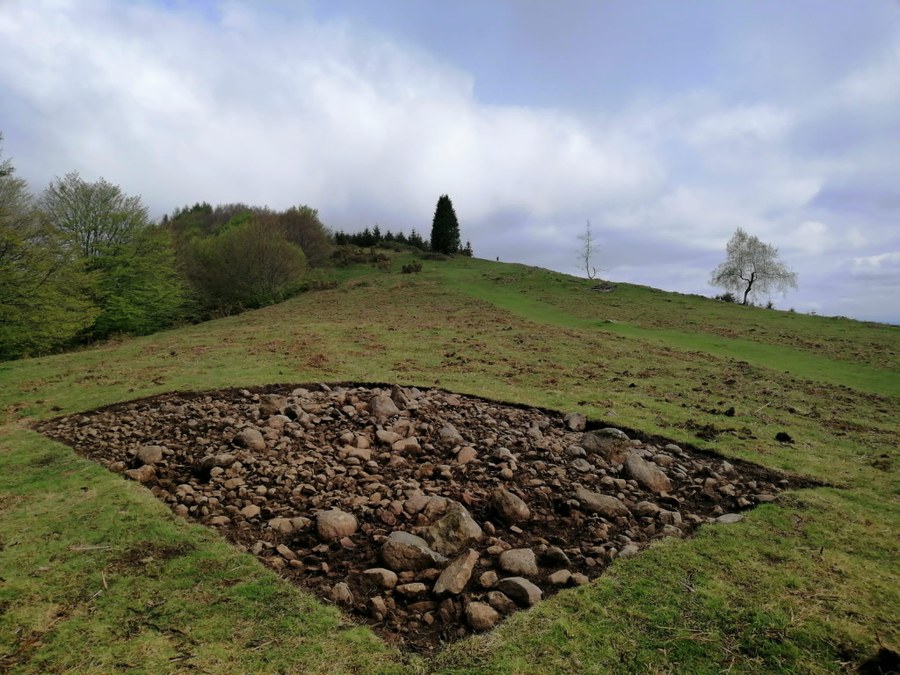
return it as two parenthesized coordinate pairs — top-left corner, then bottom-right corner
(0, 1), (898, 323)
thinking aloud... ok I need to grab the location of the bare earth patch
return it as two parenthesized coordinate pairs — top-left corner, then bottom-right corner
(37, 383), (809, 653)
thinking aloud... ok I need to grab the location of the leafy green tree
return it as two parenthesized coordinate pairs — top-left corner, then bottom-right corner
(41, 172), (149, 258)
(430, 194), (460, 254)
(187, 216), (306, 315)
(710, 228), (797, 305)
(274, 206), (332, 267)
(0, 139), (96, 358)
(87, 226), (187, 338)
(41, 172), (187, 337)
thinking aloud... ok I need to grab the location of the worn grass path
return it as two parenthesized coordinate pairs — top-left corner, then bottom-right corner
(1, 257), (897, 673)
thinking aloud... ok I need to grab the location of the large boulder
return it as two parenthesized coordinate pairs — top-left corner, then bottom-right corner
(381, 531), (447, 572)
(574, 487), (629, 518)
(421, 501), (483, 556)
(625, 452), (672, 493)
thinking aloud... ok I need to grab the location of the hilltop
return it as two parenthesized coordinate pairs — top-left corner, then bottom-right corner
(0, 256), (897, 673)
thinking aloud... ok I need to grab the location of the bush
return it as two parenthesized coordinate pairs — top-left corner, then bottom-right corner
(402, 261), (423, 274)
(714, 291), (737, 303)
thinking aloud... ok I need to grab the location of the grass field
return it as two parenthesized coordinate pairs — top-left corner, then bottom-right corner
(1, 255), (897, 673)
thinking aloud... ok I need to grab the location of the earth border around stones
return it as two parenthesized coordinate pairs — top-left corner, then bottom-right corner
(35, 382), (813, 652)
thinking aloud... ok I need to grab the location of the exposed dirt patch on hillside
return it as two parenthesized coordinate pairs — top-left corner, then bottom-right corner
(36, 383), (811, 652)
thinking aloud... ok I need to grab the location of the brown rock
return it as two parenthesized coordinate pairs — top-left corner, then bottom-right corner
(381, 531), (447, 571)
(456, 447), (478, 465)
(548, 569), (572, 585)
(499, 548), (539, 576)
(496, 577), (543, 607)
(135, 445), (164, 465)
(124, 465), (155, 482)
(234, 427), (266, 451)
(369, 394), (400, 422)
(491, 488), (531, 524)
(421, 501), (483, 556)
(564, 412), (587, 432)
(361, 567), (398, 590)
(574, 487), (629, 518)
(433, 549), (479, 596)
(329, 582), (354, 607)
(625, 452), (672, 493)
(240, 504), (261, 519)
(487, 591), (517, 615)
(466, 602), (500, 631)
(395, 582), (428, 599)
(317, 509), (358, 541)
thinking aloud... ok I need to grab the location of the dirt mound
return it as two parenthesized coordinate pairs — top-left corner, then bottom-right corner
(37, 383), (801, 652)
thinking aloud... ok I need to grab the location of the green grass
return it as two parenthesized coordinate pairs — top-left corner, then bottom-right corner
(1, 255), (897, 673)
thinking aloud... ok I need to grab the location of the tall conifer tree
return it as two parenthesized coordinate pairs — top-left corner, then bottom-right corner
(430, 194), (460, 254)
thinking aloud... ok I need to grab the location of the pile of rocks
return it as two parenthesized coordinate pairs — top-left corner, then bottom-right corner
(38, 384), (794, 651)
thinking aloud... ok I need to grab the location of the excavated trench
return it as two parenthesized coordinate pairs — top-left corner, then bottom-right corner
(37, 383), (812, 653)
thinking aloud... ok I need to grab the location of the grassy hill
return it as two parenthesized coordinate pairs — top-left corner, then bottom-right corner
(1, 256), (897, 673)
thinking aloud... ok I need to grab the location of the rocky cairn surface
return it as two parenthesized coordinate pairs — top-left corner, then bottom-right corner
(38, 384), (795, 652)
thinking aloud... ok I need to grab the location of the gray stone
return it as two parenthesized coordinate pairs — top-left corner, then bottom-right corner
(124, 465), (155, 482)
(317, 509), (358, 541)
(433, 549), (479, 596)
(598, 427), (630, 440)
(487, 591), (518, 615)
(329, 582), (354, 606)
(361, 567), (398, 590)
(496, 577), (543, 607)
(716, 513), (745, 524)
(234, 427), (266, 451)
(456, 447), (478, 465)
(439, 423), (466, 447)
(381, 531), (447, 571)
(491, 488), (531, 524)
(632, 500), (661, 517)
(376, 429), (402, 445)
(499, 548), (539, 576)
(240, 504), (261, 519)
(548, 569), (572, 585)
(570, 458), (593, 472)
(135, 445), (164, 465)
(199, 453), (236, 471)
(466, 602), (500, 631)
(625, 451), (672, 493)
(540, 546), (571, 569)
(618, 543), (640, 558)
(395, 582), (428, 599)
(421, 501), (483, 556)
(369, 394), (400, 422)
(574, 487), (629, 518)
(479, 570), (498, 588)
(564, 412), (587, 432)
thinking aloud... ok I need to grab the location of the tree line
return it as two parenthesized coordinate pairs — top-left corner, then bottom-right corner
(0, 138), (472, 360)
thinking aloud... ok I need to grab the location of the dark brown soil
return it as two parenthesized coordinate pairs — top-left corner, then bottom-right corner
(36, 383), (809, 653)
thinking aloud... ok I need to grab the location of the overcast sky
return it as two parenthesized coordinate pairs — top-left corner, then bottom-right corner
(2, 1), (899, 323)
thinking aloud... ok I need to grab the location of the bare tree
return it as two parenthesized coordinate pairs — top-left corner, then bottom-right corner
(710, 228), (797, 305)
(578, 220), (601, 279)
